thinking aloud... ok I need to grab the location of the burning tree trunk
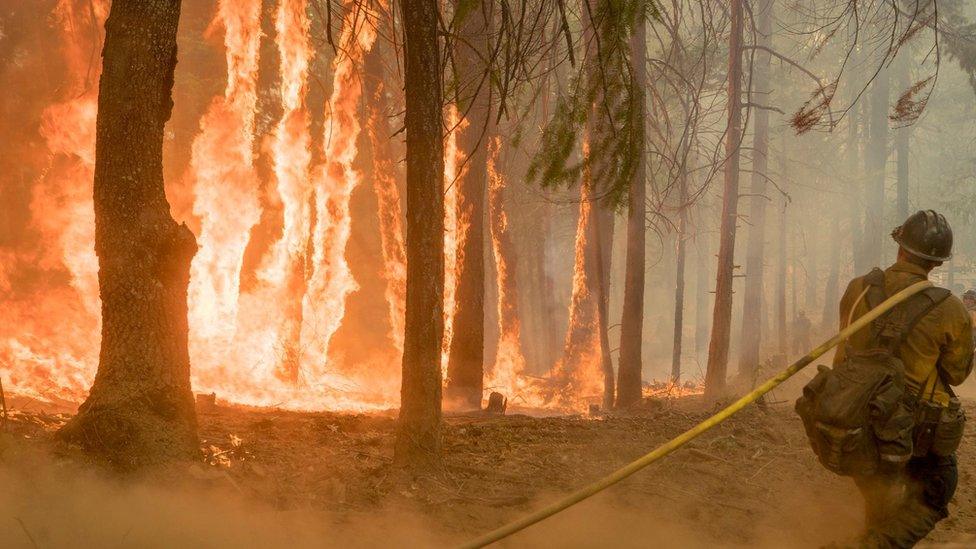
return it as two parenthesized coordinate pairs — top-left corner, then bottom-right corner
(735, 0), (771, 383)
(395, 0), (444, 468)
(364, 39), (407, 356)
(486, 137), (528, 392)
(704, 0), (743, 400)
(58, 0), (199, 467)
(616, 10), (647, 409)
(863, 67), (889, 268)
(445, 0), (494, 410)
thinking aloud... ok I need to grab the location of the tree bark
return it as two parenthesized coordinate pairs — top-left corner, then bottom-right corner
(776, 137), (788, 356)
(364, 38), (408, 356)
(848, 97), (864, 275)
(895, 56), (910, 221)
(58, 0), (199, 469)
(822, 201), (841, 330)
(670, 178), (688, 384)
(445, 0), (493, 410)
(616, 10), (647, 408)
(736, 0), (772, 383)
(395, 0), (444, 469)
(704, 0), (742, 400)
(863, 67), (889, 268)
(694, 237), (711, 362)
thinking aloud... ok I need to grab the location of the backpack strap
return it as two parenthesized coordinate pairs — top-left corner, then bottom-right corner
(862, 269), (890, 347)
(863, 268), (887, 311)
(879, 286), (948, 355)
(893, 287), (953, 400)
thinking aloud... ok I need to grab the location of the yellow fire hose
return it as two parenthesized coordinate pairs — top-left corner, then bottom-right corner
(458, 279), (933, 549)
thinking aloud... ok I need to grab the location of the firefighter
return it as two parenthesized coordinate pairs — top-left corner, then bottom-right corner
(792, 310), (812, 355)
(833, 210), (973, 548)
(963, 290), (976, 320)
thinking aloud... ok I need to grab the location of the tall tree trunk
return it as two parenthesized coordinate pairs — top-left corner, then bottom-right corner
(804, 225), (817, 314)
(445, 0), (493, 410)
(593, 205), (615, 410)
(736, 0), (772, 382)
(616, 9), (647, 408)
(822, 203), (841, 330)
(863, 67), (889, 268)
(848, 97), (864, 275)
(395, 0), (444, 469)
(58, 0), (199, 468)
(695, 236), (711, 363)
(670, 177), (688, 383)
(895, 56), (910, 221)
(364, 38), (408, 356)
(704, 0), (742, 399)
(776, 194), (788, 355)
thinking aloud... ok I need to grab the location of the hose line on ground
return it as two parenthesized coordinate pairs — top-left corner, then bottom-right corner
(458, 279), (933, 549)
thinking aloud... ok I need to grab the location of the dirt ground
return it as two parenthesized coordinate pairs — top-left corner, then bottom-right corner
(2, 389), (976, 548)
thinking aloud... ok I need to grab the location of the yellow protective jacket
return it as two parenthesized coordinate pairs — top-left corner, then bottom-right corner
(833, 261), (975, 406)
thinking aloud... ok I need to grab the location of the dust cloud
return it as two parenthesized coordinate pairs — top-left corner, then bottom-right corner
(0, 440), (862, 549)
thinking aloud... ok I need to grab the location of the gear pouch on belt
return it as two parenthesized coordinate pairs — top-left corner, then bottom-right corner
(931, 399), (966, 457)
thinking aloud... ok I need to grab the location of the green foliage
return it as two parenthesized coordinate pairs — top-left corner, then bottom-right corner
(526, 0), (653, 210)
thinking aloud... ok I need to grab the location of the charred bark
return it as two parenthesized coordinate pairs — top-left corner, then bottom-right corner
(58, 0), (199, 469)
(615, 11), (647, 409)
(704, 0), (743, 400)
(395, 0), (444, 469)
(445, 0), (494, 410)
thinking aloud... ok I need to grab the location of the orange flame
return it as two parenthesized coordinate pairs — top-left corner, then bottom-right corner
(366, 68), (407, 355)
(300, 1), (378, 384)
(484, 137), (532, 399)
(441, 105), (468, 377)
(0, 0), (108, 404)
(186, 0), (264, 382)
(550, 164), (605, 408)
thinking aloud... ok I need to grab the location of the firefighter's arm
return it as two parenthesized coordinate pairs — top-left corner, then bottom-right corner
(833, 280), (859, 366)
(939, 298), (975, 386)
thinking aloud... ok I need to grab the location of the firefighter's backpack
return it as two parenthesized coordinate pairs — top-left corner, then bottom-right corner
(795, 268), (950, 476)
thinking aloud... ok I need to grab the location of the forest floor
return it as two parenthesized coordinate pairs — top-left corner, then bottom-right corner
(2, 386), (976, 548)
